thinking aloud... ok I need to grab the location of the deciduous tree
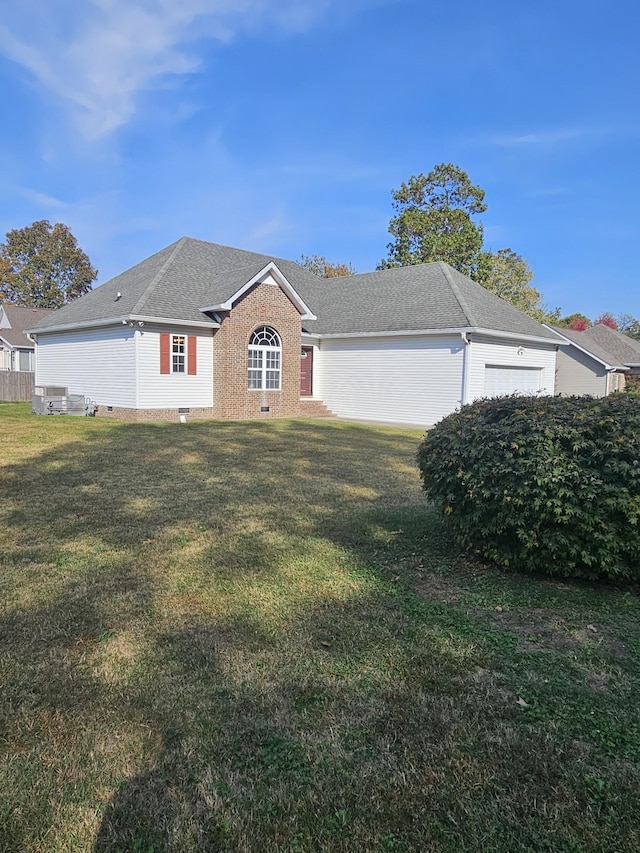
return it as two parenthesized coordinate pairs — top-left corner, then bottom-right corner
(595, 312), (618, 329)
(617, 314), (640, 341)
(0, 220), (97, 309)
(300, 254), (356, 278)
(378, 163), (563, 322)
(557, 313), (592, 331)
(476, 248), (552, 322)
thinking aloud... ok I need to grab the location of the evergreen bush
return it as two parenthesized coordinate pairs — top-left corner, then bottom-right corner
(417, 394), (640, 580)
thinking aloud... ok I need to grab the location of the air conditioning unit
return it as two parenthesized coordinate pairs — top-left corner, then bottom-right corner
(32, 386), (67, 415)
(32, 387), (93, 416)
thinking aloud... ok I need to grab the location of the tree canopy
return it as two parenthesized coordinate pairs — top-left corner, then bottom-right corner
(475, 248), (552, 323)
(617, 314), (640, 341)
(595, 312), (618, 330)
(0, 220), (97, 309)
(300, 254), (356, 278)
(378, 163), (487, 276)
(557, 313), (591, 331)
(378, 163), (559, 321)
(556, 312), (640, 338)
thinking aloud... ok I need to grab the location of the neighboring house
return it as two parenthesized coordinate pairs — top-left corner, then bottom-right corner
(549, 324), (640, 397)
(580, 324), (640, 373)
(29, 237), (561, 426)
(0, 304), (53, 372)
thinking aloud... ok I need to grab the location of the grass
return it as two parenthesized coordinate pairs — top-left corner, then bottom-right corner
(1, 401), (639, 852)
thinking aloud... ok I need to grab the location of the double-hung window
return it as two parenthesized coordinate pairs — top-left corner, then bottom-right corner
(172, 335), (185, 373)
(248, 326), (281, 390)
(160, 333), (197, 375)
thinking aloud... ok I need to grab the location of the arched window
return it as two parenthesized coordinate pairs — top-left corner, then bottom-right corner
(248, 326), (281, 390)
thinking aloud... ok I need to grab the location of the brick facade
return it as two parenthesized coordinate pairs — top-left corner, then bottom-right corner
(212, 280), (302, 420)
(96, 406), (216, 422)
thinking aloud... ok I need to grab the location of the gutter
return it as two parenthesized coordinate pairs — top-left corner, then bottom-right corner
(307, 326), (562, 347)
(27, 314), (220, 337)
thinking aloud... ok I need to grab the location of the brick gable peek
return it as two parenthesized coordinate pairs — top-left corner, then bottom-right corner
(212, 280), (302, 420)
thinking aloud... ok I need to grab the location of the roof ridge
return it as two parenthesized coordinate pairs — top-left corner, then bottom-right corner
(130, 238), (187, 316)
(589, 322), (640, 343)
(181, 236), (281, 264)
(548, 325), (620, 368)
(439, 262), (476, 326)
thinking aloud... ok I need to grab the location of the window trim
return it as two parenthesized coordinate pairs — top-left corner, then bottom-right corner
(172, 334), (186, 374)
(248, 326), (281, 390)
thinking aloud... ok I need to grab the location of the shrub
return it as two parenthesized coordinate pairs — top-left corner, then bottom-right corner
(625, 374), (640, 398)
(417, 395), (640, 581)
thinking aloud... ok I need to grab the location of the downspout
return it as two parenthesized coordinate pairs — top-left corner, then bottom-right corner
(28, 334), (37, 379)
(461, 331), (471, 406)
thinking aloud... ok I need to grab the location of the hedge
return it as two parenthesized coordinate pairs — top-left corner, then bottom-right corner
(417, 394), (640, 581)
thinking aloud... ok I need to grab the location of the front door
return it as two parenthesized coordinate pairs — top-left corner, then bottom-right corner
(300, 346), (313, 396)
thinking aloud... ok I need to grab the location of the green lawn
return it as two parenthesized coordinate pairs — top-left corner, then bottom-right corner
(1, 402), (639, 852)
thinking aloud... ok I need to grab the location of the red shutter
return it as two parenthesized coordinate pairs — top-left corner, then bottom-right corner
(188, 336), (197, 375)
(160, 333), (170, 374)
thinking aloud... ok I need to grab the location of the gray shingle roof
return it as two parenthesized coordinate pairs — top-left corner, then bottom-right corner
(301, 262), (558, 339)
(581, 324), (640, 366)
(549, 325), (626, 367)
(31, 238), (320, 331)
(30, 237), (557, 341)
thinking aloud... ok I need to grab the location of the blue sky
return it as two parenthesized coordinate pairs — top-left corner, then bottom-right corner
(0, 0), (638, 319)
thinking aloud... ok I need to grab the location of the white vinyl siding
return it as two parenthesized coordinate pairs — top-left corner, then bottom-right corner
(137, 328), (213, 409)
(36, 325), (214, 409)
(467, 337), (556, 401)
(314, 335), (464, 427)
(35, 327), (137, 407)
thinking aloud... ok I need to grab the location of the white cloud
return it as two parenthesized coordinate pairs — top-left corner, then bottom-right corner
(488, 127), (605, 148)
(0, 0), (340, 139)
(20, 188), (68, 209)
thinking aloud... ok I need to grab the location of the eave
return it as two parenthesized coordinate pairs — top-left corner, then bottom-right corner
(305, 326), (563, 346)
(27, 314), (220, 337)
(0, 333), (34, 350)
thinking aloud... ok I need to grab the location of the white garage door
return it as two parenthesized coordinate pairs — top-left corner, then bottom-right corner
(484, 365), (542, 397)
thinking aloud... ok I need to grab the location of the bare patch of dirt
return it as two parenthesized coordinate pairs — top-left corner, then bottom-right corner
(412, 574), (461, 605)
(491, 609), (628, 657)
(587, 671), (611, 692)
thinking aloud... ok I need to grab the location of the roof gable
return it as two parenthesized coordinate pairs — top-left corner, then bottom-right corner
(549, 325), (627, 369)
(30, 238), (322, 333)
(200, 261), (316, 320)
(29, 239), (555, 343)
